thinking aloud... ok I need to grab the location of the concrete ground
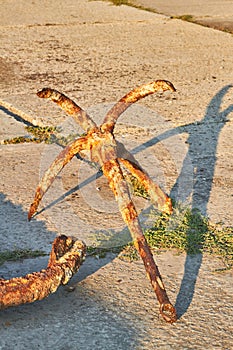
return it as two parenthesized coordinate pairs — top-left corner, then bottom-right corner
(0, 0), (233, 349)
(132, 0), (233, 32)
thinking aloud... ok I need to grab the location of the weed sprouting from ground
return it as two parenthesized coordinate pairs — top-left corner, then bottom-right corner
(170, 14), (195, 22)
(122, 178), (233, 266)
(88, 200), (233, 268)
(145, 207), (208, 254)
(0, 249), (46, 266)
(143, 206), (233, 268)
(2, 125), (82, 146)
(106, 0), (129, 5)
(93, 0), (158, 13)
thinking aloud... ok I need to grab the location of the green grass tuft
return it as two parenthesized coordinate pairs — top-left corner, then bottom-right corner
(144, 206), (233, 268)
(92, 0), (159, 13)
(171, 14), (195, 22)
(0, 249), (47, 266)
(3, 125), (83, 146)
(107, 0), (129, 5)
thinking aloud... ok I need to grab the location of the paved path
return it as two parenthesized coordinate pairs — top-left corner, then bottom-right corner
(132, 0), (233, 32)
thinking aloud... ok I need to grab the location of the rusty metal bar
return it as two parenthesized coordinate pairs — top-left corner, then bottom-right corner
(102, 159), (177, 323)
(101, 80), (176, 133)
(28, 136), (89, 220)
(119, 158), (172, 214)
(0, 236), (86, 310)
(37, 88), (97, 131)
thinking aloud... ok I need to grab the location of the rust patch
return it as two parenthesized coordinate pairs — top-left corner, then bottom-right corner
(122, 202), (138, 223)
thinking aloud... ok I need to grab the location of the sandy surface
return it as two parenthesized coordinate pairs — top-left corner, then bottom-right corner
(0, 0), (233, 349)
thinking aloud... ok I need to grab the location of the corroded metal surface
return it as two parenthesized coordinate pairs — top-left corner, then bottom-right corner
(0, 236), (86, 309)
(3, 81), (177, 322)
(28, 136), (89, 220)
(101, 80), (176, 133)
(119, 158), (172, 214)
(37, 88), (97, 131)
